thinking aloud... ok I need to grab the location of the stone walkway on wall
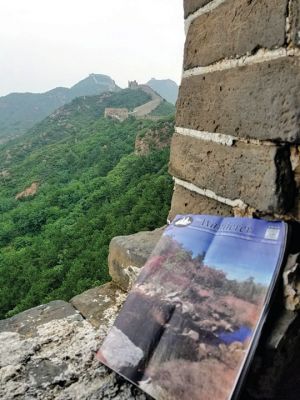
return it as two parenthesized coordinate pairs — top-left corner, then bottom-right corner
(130, 85), (162, 118)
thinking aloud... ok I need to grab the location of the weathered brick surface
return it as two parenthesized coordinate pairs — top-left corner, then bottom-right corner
(169, 133), (295, 213)
(291, 1), (300, 47)
(177, 57), (300, 143)
(184, 0), (212, 18)
(184, 0), (287, 68)
(168, 184), (233, 221)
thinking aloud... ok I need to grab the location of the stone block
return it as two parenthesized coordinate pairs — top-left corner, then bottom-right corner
(184, 0), (287, 68)
(184, 0), (212, 18)
(70, 282), (127, 329)
(0, 300), (145, 399)
(177, 57), (300, 143)
(108, 228), (164, 291)
(291, 0), (300, 47)
(169, 133), (295, 213)
(168, 183), (233, 221)
(0, 300), (81, 337)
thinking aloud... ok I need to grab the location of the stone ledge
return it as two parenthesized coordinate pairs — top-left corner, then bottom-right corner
(184, 0), (287, 68)
(71, 282), (127, 330)
(0, 300), (81, 338)
(108, 228), (164, 291)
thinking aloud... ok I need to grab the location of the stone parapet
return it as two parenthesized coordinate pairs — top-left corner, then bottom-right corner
(163, 0), (300, 395)
(177, 57), (300, 143)
(108, 228), (163, 291)
(169, 132), (295, 214)
(70, 282), (127, 329)
(172, 0), (300, 221)
(184, 0), (287, 68)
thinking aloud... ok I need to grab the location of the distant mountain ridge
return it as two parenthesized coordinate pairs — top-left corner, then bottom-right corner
(0, 74), (178, 144)
(0, 74), (120, 143)
(146, 78), (179, 105)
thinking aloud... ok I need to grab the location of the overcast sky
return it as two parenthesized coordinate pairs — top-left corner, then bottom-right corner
(0, 0), (184, 96)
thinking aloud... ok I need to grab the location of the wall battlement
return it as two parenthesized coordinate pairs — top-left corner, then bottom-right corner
(171, 0), (300, 222)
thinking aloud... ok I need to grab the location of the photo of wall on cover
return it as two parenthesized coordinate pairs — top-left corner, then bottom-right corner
(98, 215), (286, 400)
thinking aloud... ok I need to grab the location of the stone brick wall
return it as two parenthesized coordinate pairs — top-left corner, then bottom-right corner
(170, 0), (300, 221)
(104, 107), (129, 122)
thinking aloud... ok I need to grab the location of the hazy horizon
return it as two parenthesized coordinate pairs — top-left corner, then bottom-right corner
(0, 73), (179, 96)
(0, 0), (184, 97)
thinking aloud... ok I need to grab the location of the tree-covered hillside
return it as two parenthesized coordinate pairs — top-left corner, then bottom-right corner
(0, 90), (174, 318)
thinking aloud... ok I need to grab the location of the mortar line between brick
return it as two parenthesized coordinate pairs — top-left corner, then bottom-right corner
(175, 127), (234, 146)
(182, 48), (300, 77)
(185, 0), (227, 34)
(175, 127), (275, 147)
(173, 177), (248, 209)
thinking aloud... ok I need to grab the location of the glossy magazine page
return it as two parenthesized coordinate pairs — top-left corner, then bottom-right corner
(97, 215), (287, 400)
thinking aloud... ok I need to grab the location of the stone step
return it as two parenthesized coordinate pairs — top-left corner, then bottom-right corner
(108, 227), (164, 291)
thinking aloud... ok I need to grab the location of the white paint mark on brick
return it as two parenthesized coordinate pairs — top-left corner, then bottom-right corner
(175, 126), (235, 146)
(175, 127), (275, 147)
(174, 177), (248, 209)
(182, 48), (300, 77)
(185, 0), (227, 34)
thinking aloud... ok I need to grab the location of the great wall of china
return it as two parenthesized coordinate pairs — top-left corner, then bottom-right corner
(1, 1), (300, 399)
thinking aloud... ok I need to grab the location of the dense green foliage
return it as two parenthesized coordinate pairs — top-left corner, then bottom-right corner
(0, 91), (174, 318)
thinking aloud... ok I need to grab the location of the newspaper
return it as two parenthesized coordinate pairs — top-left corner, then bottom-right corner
(98, 215), (287, 400)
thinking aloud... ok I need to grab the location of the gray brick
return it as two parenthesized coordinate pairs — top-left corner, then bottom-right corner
(176, 57), (300, 142)
(168, 183), (233, 221)
(169, 133), (295, 213)
(184, 0), (287, 68)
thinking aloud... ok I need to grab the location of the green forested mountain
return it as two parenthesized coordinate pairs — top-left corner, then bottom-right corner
(0, 74), (120, 143)
(0, 89), (174, 318)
